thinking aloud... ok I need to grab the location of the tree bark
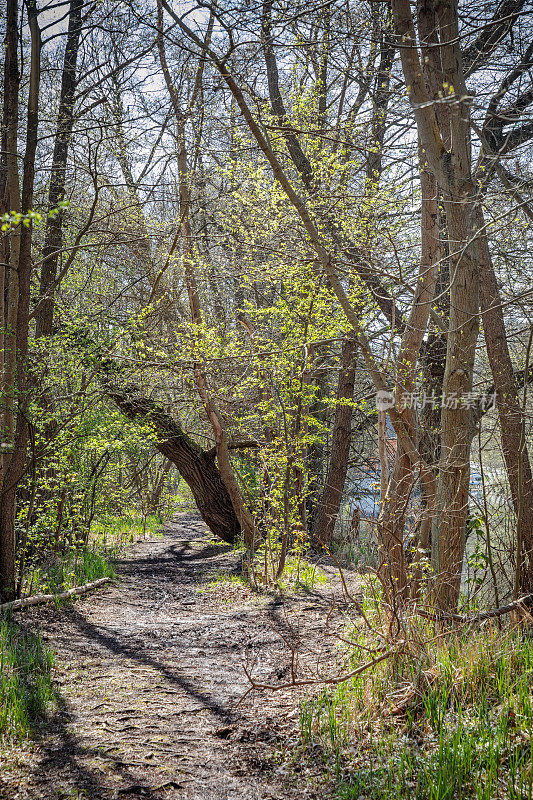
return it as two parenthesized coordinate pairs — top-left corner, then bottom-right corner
(432, 199), (479, 612)
(109, 388), (240, 544)
(0, 577), (110, 614)
(476, 207), (533, 595)
(311, 336), (357, 547)
(376, 161), (438, 603)
(0, 0), (21, 601)
(35, 0), (83, 338)
(0, 0), (40, 601)
(392, 0), (480, 612)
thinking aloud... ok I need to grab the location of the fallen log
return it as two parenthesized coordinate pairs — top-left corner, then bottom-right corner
(0, 577), (111, 614)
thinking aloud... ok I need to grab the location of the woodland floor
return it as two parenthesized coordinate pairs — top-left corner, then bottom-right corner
(0, 514), (358, 800)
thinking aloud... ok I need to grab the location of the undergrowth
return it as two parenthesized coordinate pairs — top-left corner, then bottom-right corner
(91, 511), (163, 544)
(0, 617), (56, 741)
(201, 550), (328, 602)
(277, 555), (329, 592)
(243, 546), (329, 592)
(25, 510), (161, 596)
(298, 595), (533, 799)
(37, 546), (116, 595)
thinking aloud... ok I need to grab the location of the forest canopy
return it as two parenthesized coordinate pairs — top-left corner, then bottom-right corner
(1, 0), (532, 616)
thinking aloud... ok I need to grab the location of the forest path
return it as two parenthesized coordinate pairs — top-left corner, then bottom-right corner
(1, 515), (340, 800)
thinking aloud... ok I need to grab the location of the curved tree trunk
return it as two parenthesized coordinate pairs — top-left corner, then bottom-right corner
(109, 388), (240, 544)
(155, 2), (255, 547)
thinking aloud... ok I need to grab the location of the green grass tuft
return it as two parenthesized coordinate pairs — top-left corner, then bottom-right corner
(279, 555), (329, 591)
(73, 547), (115, 585)
(0, 617), (56, 741)
(90, 512), (163, 544)
(35, 545), (115, 595)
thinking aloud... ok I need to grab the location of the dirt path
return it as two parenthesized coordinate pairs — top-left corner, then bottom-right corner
(1, 515), (346, 800)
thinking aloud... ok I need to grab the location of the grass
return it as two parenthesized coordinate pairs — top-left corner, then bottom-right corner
(278, 555), (329, 592)
(27, 511), (164, 596)
(200, 551), (330, 602)
(199, 570), (255, 606)
(203, 571), (249, 590)
(0, 616), (56, 741)
(242, 543), (330, 593)
(90, 511), (163, 545)
(297, 605), (533, 799)
(30, 544), (116, 596)
(23, 510), (161, 598)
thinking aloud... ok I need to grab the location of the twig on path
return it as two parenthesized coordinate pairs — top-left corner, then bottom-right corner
(239, 647), (400, 702)
(0, 577), (111, 614)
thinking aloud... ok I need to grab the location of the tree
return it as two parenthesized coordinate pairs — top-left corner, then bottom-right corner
(0, 0), (41, 601)
(392, 0), (533, 608)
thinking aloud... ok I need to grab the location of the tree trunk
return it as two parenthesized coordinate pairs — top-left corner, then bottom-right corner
(0, 486), (17, 602)
(393, 0), (480, 612)
(35, 0), (83, 338)
(311, 336), (357, 547)
(0, 0), (21, 601)
(476, 207), (533, 596)
(109, 388), (240, 544)
(148, 460), (173, 516)
(0, 0), (40, 601)
(432, 202), (479, 612)
(376, 156), (439, 603)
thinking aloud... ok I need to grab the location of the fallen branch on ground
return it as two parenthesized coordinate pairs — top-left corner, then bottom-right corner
(416, 594), (533, 625)
(0, 577), (111, 614)
(240, 647), (400, 702)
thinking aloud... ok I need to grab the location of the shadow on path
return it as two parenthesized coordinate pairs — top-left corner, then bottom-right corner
(64, 604), (237, 726)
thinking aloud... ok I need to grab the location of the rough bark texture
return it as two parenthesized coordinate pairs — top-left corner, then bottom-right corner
(109, 388), (240, 544)
(433, 201), (479, 611)
(476, 207), (533, 595)
(35, 0), (83, 338)
(0, 486), (17, 602)
(311, 337), (357, 547)
(0, 0), (21, 602)
(393, 0), (480, 612)
(0, 0), (40, 601)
